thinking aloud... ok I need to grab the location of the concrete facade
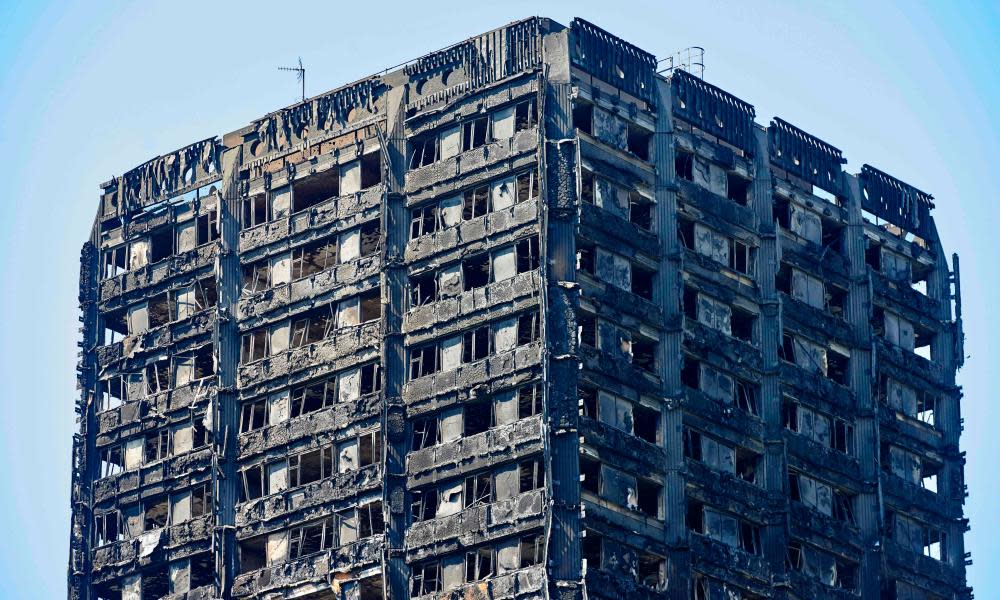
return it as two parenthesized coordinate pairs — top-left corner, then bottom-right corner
(69, 17), (969, 600)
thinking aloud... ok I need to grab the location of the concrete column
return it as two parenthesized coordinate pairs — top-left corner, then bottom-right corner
(542, 29), (583, 600)
(381, 79), (409, 600)
(842, 174), (879, 597)
(751, 127), (788, 586)
(216, 145), (244, 597)
(653, 77), (690, 600)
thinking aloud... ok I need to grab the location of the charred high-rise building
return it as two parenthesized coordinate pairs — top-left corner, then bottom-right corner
(69, 17), (970, 600)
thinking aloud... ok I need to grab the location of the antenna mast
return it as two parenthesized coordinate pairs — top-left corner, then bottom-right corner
(279, 57), (306, 102)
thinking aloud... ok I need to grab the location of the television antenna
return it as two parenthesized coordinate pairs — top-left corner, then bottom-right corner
(279, 57), (306, 102)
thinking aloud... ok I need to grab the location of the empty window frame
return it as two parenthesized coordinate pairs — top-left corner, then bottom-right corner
(191, 482), (212, 518)
(519, 457), (545, 493)
(289, 305), (335, 349)
(293, 169), (340, 214)
(463, 184), (490, 220)
(464, 472), (493, 508)
(411, 416), (439, 451)
(514, 98), (537, 132)
(410, 560), (441, 596)
(631, 263), (655, 300)
(516, 169), (539, 202)
(196, 207), (220, 245)
(241, 193), (270, 228)
(517, 311), (540, 346)
(194, 276), (218, 310)
(102, 245), (128, 279)
(578, 311), (597, 347)
(288, 516), (336, 560)
(728, 238), (753, 275)
(240, 329), (269, 363)
(629, 192), (653, 230)
(238, 465), (264, 502)
(463, 399), (493, 437)
(519, 534), (544, 568)
(516, 236), (540, 273)
(358, 500), (384, 537)
(242, 260), (271, 294)
(409, 134), (439, 169)
(150, 227), (175, 263)
(410, 488), (438, 522)
(410, 204), (439, 239)
(94, 510), (121, 546)
(409, 271), (437, 307)
(465, 546), (495, 582)
(240, 399), (268, 433)
(572, 102), (593, 134)
(462, 253), (490, 291)
(462, 116), (490, 152)
(358, 430), (382, 468)
(626, 123), (651, 160)
(518, 382), (542, 419)
(360, 152), (382, 189)
(288, 446), (335, 488)
(145, 429), (170, 463)
(409, 343), (439, 379)
(291, 236), (338, 280)
(727, 172), (750, 205)
(360, 220), (382, 257)
(463, 325), (491, 363)
(144, 358), (170, 395)
(100, 445), (124, 478)
(675, 151), (694, 181)
(143, 497), (169, 531)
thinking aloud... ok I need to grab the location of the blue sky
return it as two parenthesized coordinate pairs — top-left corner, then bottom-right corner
(0, 1), (996, 596)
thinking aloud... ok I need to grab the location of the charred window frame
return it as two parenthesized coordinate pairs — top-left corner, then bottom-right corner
(410, 204), (439, 239)
(94, 510), (121, 546)
(360, 219), (382, 257)
(514, 98), (537, 132)
(144, 428), (170, 463)
(518, 383), (542, 419)
(144, 357), (170, 395)
(727, 172), (750, 205)
(463, 325), (492, 363)
(241, 193), (270, 228)
(288, 517), (336, 560)
(409, 271), (438, 307)
(409, 134), (439, 169)
(463, 398), (493, 437)
(464, 471), (493, 508)
(240, 329), (269, 363)
(580, 454), (601, 494)
(629, 192), (654, 230)
(519, 457), (545, 493)
(358, 430), (382, 468)
(411, 560), (442, 596)
(515, 169), (539, 203)
(410, 488), (439, 522)
(465, 546), (495, 582)
(360, 362), (382, 395)
(572, 101), (593, 134)
(239, 399), (268, 433)
(516, 236), (540, 273)
(191, 482), (212, 518)
(293, 169), (340, 214)
(149, 226), (175, 263)
(631, 263), (655, 300)
(627, 122), (651, 161)
(463, 185), (490, 220)
(728, 238), (753, 275)
(411, 416), (439, 451)
(238, 464), (264, 502)
(288, 377), (337, 419)
(289, 304), (336, 349)
(288, 446), (335, 488)
(242, 260), (271, 294)
(580, 169), (595, 204)
(578, 311), (597, 348)
(196, 207), (220, 245)
(360, 152), (382, 189)
(462, 116), (490, 152)
(143, 496), (169, 531)
(291, 236), (338, 280)
(358, 501), (384, 537)
(519, 534), (544, 568)
(194, 276), (218, 310)
(409, 342), (439, 379)
(102, 245), (128, 279)
(100, 444), (124, 478)
(675, 151), (694, 181)
(517, 311), (540, 346)
(462, 253), (490, 291)
(577, 241), (595, 275)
